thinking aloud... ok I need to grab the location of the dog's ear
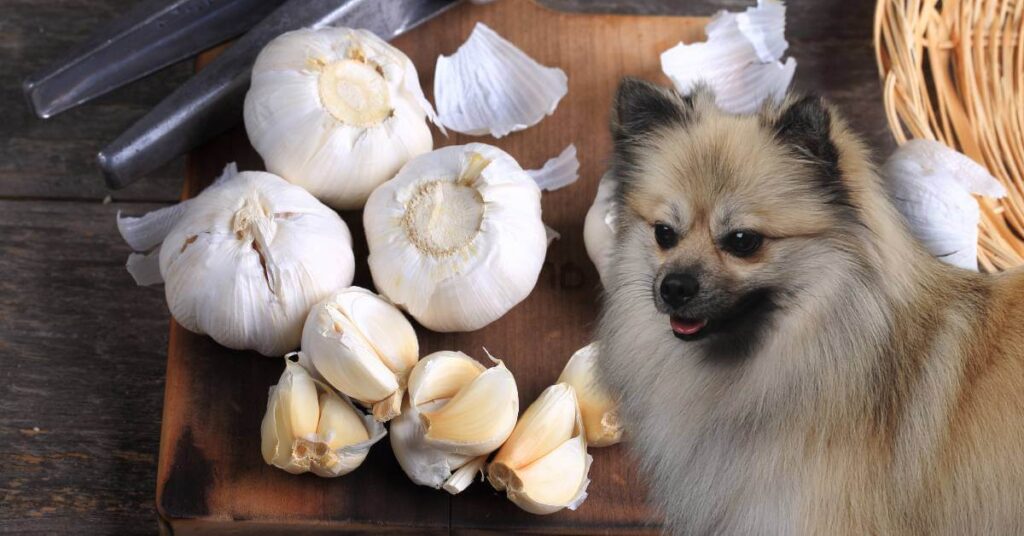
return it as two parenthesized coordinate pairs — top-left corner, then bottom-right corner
(771, 95), (846, 204)
(611, 77), (695, 144)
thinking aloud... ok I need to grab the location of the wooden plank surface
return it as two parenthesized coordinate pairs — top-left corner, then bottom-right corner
(0, 0), (893, 534)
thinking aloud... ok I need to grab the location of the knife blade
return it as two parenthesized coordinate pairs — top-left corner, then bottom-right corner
(98, 0), (460, 190)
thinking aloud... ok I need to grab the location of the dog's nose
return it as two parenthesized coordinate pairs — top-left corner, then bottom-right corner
(660, 273), (699, 307)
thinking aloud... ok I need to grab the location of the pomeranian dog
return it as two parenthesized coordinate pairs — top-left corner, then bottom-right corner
(596, 78), (1024, 535)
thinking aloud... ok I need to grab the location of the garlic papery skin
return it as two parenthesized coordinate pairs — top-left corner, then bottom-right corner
(487, 383), (592, 515)
(434, 22), (568, 137)
(390, 351), (519, 494)
(244, 27), (434, 210)
(583, 172), (617, 286)
(300, 286), (419, 422)
(260, 358), (385, 477)
(660, 0), (795, 115)
(155, 168), (354, 357)
(882, 140), (1007, 271)
(364, 143), (547, 332)
(558, 343), (622, 447)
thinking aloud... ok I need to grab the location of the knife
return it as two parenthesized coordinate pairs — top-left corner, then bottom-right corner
(98, 0), (460, 190)
(23, 0), (287, 119)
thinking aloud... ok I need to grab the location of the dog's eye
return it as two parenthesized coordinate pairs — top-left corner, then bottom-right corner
(721, 230), (763, 257)
(654, 223), (678, 249)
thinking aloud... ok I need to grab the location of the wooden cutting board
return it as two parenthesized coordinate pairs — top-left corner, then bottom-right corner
(156, 1), (706, 533)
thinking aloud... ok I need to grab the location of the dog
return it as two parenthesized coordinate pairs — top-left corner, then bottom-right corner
(596, 78), (1024, 535)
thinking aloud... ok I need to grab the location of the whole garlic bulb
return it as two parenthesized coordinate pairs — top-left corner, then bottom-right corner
(159, 170), (355, 356)
(583, 172), (617, 286)
(558, 342), (622, 447)
(364, 143), (547, 332)
(301, 287), (419, 422)
(488, 383), (592, 515)
(244, 27), (434, 210)
(261, 357), (386, 477)
(390, 351), (518, 494)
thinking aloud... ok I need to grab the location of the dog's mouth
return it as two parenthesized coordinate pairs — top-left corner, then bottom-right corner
(670, 316), (709, 340)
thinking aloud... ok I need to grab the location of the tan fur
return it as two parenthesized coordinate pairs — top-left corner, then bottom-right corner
(598, 85), (1024, 535)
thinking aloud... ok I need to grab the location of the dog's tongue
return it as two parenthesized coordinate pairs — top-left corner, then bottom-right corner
(671, 316), (708, 336)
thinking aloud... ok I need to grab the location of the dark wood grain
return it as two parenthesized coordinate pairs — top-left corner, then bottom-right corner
(1, 0), (893, 534)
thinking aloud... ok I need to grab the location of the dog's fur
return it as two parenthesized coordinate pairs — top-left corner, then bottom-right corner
(597, 78), (1024, 535)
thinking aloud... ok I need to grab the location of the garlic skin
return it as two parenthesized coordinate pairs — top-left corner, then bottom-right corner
(390, 351), (519, 494)
(882, 139), (1007, 270)
(244, 27), (434, 210)
(558, 343), (622, 447)
(157, 168), (355, 356)
(261, 358), (386, 477)
(364, 143), (547, 332)
(583, 172), (617, 286)
(301, 287), (419, 422)
(488, 383), (592, 515)
(434, 22), (567, 137)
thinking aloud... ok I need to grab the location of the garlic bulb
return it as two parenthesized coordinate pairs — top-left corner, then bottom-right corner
(244, 27), (435, 210)
(390, 351), (518, 494)
(119, 164), (355, 356)
(301, 287), (419, 422)
(882, 139), (1007, 270)
(434, 22), (567, 137)
(660, 0), (795, 114)
(261, 357), (386, 477)
(583, 172), (617, 286)
(364, 143), (547, 332)
(488, 383), (592, 515)
(558, 343), (622, 447)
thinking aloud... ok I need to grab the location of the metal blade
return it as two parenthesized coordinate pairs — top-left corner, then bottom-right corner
(98, 0), (460, 190)
(23, 0), (287, 119)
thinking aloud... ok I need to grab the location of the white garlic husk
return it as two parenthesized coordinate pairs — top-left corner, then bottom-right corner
(488, 383), (592, 515)
(300, 286), (419, 422)
(390, 351), (519, 494)
(558, 343), (622, 447)
(244, 27), (435, 210)
(119, 164), (355, 356)
(261, 357), (386, 477)
(583, 172), (617, 286)
(882, 139), (1007, 270)
(660, 0), (796, 114)
(434, 22), (567, 137)
(364, 143), (547, 332)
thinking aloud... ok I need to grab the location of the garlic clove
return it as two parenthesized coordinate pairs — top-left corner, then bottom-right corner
(245, 27), (434, 210)
(583, 172), (617, 286)
(364, 144), (547, 332)
(558, 343), (623, 447)
(301, 287), (419, 422)
(391, 351), (519, 493)
(488, 383), (592, 514)
(261, 358), (386, 477)
(421, 361), (519, 456)
(434, 22), (567, 137)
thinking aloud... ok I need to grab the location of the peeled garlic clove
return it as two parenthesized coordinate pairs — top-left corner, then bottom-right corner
(261, 359), (386, 477)
(391, 351), (519, 493)
(583, 172), (617, 286)
(134, 165), (355, 357)
(301, 287), (419, 422)
(364, 144), (547, 332)
(881, 140), (1007, 270)
(558, 343), (622, 447)
(434, 22), (567, 137)
(660, 0), (795, 114)
(488, 383), (591, 514)
(244, 27), (434, 210)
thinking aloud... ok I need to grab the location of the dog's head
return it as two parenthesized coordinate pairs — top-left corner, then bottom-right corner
(607, 78), (868, 361)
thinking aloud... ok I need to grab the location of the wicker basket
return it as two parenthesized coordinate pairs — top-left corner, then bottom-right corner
(874, 0), (1024, 271)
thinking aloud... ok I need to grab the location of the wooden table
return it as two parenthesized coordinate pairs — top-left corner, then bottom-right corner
(0, 0), (891, 533)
